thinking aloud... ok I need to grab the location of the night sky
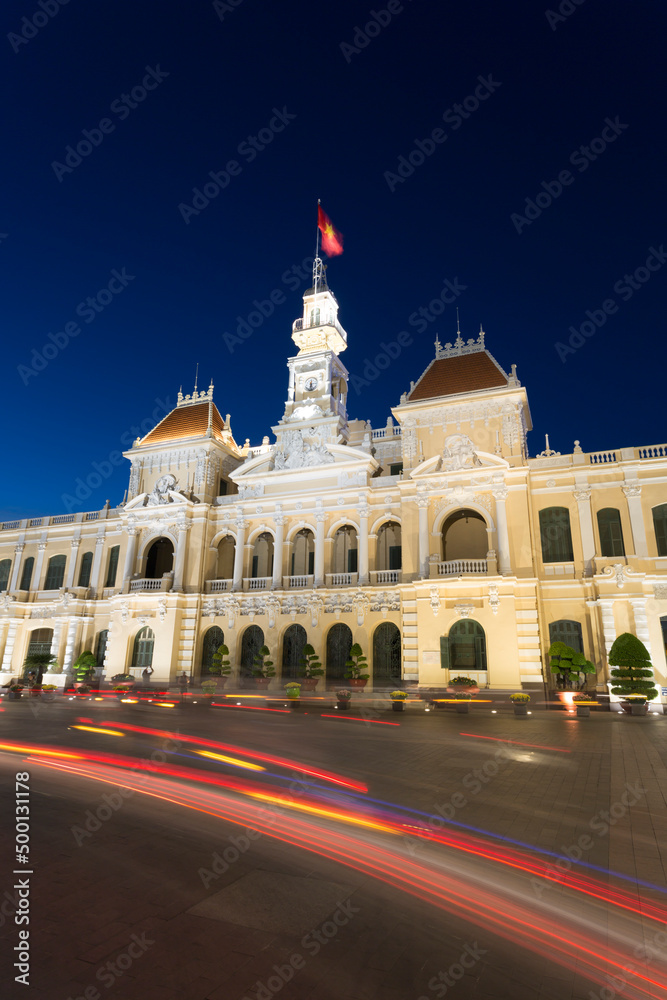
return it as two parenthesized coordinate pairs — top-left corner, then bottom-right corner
(3, 0), (666, 520)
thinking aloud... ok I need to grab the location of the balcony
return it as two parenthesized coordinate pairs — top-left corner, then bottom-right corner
(284, 575), (314, 589)
(370, 570), (401, 585)
(433, 559), (488, 577)
(207, 579), (233, 593)
(325, 572), (358, 587)
(130, 578), (172, 592)
(243, 577), (271, 591)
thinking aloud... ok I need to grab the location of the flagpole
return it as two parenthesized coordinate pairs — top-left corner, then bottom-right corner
(313, 199), (322, 321)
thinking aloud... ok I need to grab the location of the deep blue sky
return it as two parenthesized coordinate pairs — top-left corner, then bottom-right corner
(2, 0), (666, 519)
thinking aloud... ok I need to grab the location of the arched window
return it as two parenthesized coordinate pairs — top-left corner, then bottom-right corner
(27, 628), (53, 657)
(240, 625), (264, 679)
(539, 507), (574, 563)
(95, 630), (109, 667)
(653, 504), (667, 557)
(145, 538), (174, 579)
(548, 620), (583, 654)
(252, 532), (274, 579)
(282, 624), (307, 680)
(0, 559), (11, 592)
(78, 552), (93, 588)
(44, 554), (66, 590)
(376, 522), (402, 570)
(105, 546), (120, 587)
(597, 508), (625, 557)
(310, 307), (320, 326)
(326, 623), (353, 681)
(216, 536), (235, 579)
(19, 557), (34, 592)
(291, 529), (314, 576)
(201, 626), (225, 677)
(441, 620), (487, 673)
(132, 627), (155, 668)
(373, 623), (401, 681)
(332, 526), (358, 574)
(441, 509), (487, 561)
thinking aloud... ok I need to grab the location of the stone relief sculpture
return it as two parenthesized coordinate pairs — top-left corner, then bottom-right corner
(274, 428), (334, 469)
(145, 474), (178, 505)
(440, 434), (482, 471)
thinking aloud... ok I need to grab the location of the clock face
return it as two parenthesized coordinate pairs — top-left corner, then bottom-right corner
(304, 376), (318, 392)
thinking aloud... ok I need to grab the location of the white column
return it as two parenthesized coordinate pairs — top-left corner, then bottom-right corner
(172, 523), (189, 591)
(492, 488), (512, 575)
(573, 488), (595, 575)
(314, 513), (326, 587)
(65, 538), (81, 589)
(232, 519), (247, 591)
(623, 484), (648, 557)
(33, 541), (48, 592)
(122, 529), (139, 592)
(1, 619), (20, 672)
(50, 621), (63, 666)
(417, 499), (429, 579)
(62, 618), (79, 674)
(358, 507), (369, 585)
(629, 598), (654, 663)
(9, 543), (24, 592)
(90, 533), (106, 596)
(272, 516), (285, 589)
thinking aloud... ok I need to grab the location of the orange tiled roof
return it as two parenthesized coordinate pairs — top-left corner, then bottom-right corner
(407, 351), (508, 402)
(140, 402), (227, 446)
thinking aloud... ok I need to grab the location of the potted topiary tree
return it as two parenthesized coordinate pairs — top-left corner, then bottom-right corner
(253, 645), (276, 689)
(209, 643), (232, 689)
(298, 644), (323, 691)
(72, 650), (97, 691)
(344, 643), (369, 688)
(22, 651), (56, 691)
(609, 633), (658, 716)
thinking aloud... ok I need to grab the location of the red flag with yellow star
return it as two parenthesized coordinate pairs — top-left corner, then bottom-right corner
(317, 204), (344, 257)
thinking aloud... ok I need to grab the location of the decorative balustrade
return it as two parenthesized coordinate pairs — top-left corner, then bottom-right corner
(130, 579), (164, 592)
(437, 559), (488, 576)
(371, 569), (401, 584)
(588, 451), (617, 464)
(638, 443), (667, 459)
(326, 572), (358, 587)
(244, 577), (271, 591)
(1, 521), (20, 530)
(208, 579), (232, 593)
(85, 512), (100, 521)
(371, 426), (401, 439)
(29, 518), (43, 527)
(52, 514), (75, 524)
(284, 575), (313, 589)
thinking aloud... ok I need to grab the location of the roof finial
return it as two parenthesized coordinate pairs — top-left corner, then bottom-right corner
(194, 362), (199, 394)
(454, 308), (463, 348)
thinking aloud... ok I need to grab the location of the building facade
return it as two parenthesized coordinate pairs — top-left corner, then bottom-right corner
(2, 265), (667, 702)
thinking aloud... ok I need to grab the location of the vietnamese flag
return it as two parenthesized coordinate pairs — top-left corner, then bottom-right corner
(317, 204), (344, 257)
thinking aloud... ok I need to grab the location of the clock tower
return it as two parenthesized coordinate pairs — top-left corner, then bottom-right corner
(272, 258), (350, 458)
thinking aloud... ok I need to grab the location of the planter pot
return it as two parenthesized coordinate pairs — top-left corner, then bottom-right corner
(299, 677), (319, 692)
(576, 705), (590, 718)
(513, 704), (528, 716)
(391, 701), (405, 712)
(337, 701), (351, 710)
(254, 678), (272, 690)
(8, 691), (23, 700)
(450, 686), (479, 696)
(288, 700), (301, 710)
(29, 688), (42, 698)
(42, 690), (56, 702)
(347, 678), (368, 689)
(455, 702), (470, 714)
(621, 700), (648, 716)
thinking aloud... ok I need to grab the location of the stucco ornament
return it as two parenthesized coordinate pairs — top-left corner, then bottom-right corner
(146, 474), (178, 506)
(441, 434), (482, 471)
(274, 428), (334, 469)
(287, 403), (324, 422)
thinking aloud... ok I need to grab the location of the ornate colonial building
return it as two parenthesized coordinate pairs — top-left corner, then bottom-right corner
(2, 262), (667, 702)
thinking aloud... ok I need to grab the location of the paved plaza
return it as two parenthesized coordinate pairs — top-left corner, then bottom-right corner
(0, 699), (666, 1000)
